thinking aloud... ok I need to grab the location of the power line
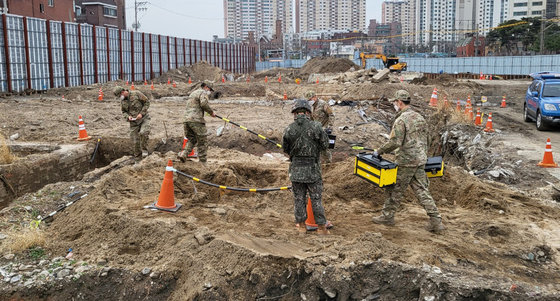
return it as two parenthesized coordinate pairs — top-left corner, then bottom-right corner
(148, 2), (225, 20)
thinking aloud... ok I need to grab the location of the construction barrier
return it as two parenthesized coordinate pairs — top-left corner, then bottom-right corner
(0, 13), (255, 93)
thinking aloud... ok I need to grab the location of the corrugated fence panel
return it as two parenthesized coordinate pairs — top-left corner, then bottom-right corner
(80, 24), (94, 85)
(160, 36), (168, 74)
(49, 21), (64, 88)
(121, 30), (131, 81)
(151, 34), (160, 76)
(95, 26), (108, 83)
(133, 31), (142, 81)
(0, 17), (6, 91)
(143, 33), (150, 80)
(169, 36), (175, 69)
(176, 38), (184, 67)
(108, 28), (120, 81)
(26, 17), (49, 90)
(64, 22), (80, 87)
(6, 15), (26, 92)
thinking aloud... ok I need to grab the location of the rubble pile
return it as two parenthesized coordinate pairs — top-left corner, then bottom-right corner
(299, 56), (358, 76)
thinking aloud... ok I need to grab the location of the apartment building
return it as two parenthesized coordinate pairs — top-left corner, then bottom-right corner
(295, 0), (366, 33)
(223, 0), (292, 41)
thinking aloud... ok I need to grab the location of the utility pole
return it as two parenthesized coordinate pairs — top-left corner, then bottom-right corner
(133, 0), (148, 31)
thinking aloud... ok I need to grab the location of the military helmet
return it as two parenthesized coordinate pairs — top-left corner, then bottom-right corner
(201, 81), (214, 92)
(304, 90), (316, 99)
(291, 99), (312, 113)
(113, 86), (126, 97)
(391, 90), (411, 103)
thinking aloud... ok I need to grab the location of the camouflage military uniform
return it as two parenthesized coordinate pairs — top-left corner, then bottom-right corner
(179, 88), (214, 163)
(283, 114), (329, 225)
(311, 99), (335, 163)
(377, 107), (441, 219)
(121, 90), (150, 159)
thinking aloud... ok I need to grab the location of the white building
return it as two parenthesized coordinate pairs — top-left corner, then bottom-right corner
(223, 0), (293, 41)
(295, 0), (366, 33)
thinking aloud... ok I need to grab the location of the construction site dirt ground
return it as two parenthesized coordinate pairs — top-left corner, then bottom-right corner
(0, 67), (560, 299)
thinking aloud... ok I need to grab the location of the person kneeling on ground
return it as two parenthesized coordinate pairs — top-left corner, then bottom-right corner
(178, 81), (216, 164)
(372, 89), (445, 234)
(282, 99), (330, 235)
(114, 85), (150, 161)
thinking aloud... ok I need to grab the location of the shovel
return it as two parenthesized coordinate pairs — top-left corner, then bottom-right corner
(216, 114), (230, 137)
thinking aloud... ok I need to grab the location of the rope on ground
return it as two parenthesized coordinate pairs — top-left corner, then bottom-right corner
(173, 168), (291, 192)
(214, 114), (283, 148)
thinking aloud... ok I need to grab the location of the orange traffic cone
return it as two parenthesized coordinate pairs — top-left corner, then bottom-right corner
(429, 88), (438, 107)
(479, 72), (484, 80)
(265, 76), (268, 83)
(283, 92), (287, 100)
(131, 82), (135, 90)
(483, 112), (495, 132)
(456, 100), (461, 111)
(304, 198), (333, 231)
(468, 106), (474, 121)
(151, 81), (154, 90)
(500, 95), (507, 108)
(538, 138), (559, 168)
(188, 77), (192, 84)
(148, 160), (182, 212)
(62, 95), (65, 101)
(77, 115), (91, 141)
(474, 107), (482, 126)
(173, 81), (177, 88)
(167, 78), (171, 85)
(489, 75), (493, 80)
(443, 96), (449, 108)
(98, 88), (103, 101)
(222, 76), (225, 83)
(278, 75), (282, 83)
(144, 80), (147, 85)
(399, 76), (404, 83)
(126, 80), (129, 86)
(246, 75), (250, 83)
(181, 137), (197, 158)
(316, 77), (319, 84)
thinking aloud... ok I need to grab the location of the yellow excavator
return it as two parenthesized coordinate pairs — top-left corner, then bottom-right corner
(360, 52), (407, 72)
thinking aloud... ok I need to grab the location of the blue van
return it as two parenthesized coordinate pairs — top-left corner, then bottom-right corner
(525, 72), (560, 130)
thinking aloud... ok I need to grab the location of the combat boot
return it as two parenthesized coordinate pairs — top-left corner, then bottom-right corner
(296, 222), (307, 233)
(426, 217), (446, 234)
(317, 224), (330, 235)
(372, 214), (395, 226)
(177, 151), (186, 163)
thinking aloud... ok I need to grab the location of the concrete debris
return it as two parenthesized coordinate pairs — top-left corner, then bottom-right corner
(372, 68), (390, 83)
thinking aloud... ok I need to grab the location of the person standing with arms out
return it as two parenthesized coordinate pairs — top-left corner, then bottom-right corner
(372, 90), (445, 234)
(114, 86), (150, 162)
(283, 99), (330, 235)
(305, 90), (335, 163)
(178, 82), (216, 164)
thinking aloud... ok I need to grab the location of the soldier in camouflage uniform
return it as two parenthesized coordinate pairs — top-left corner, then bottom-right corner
(114, 86), (150, 161)
(372, 90), (445, 234)
(283, 99), (330, 235)
(178, 82), (216, 164)
(305, 90), (335, 163)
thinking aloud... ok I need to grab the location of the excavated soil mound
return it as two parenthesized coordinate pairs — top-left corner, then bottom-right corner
(154, 61), (225, 84)
(300, 57), (358, 76)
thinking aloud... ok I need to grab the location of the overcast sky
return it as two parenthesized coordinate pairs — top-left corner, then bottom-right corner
(126, 0), (384, 41)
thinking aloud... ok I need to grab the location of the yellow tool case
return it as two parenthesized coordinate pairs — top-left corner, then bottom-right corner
(354, 153), (398, 187)
(425, 156), (444, 178)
